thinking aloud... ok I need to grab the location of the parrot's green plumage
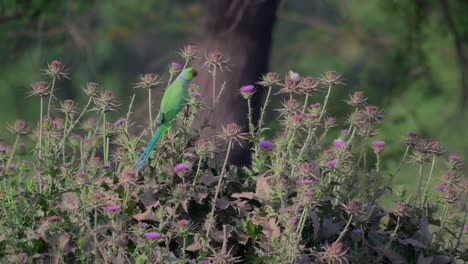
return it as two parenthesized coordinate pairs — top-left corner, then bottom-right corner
(134, 67), (197, 171)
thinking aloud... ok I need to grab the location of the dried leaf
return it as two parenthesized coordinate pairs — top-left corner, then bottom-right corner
(186, 234), (202, 251)
(200, 175), (219, 186)
(216, 198), (234, 209)
(139, 188), (160, 208)
(232, 192), (255, 199)
(320, 218), (342, 240)
(181, 199), (189, 213)
(417, 253), (432, 264)
(398, 238), (427, 249)
(309, 210), (320, 239)
(255, 175), (272, 201)
(133, 208), (158, 221)
(59, 234), (70, 250)
(374, 245), (408, 264)
(62, 192), (80, 211)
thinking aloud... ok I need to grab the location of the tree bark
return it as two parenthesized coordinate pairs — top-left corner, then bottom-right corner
(192, 0), (280, 166)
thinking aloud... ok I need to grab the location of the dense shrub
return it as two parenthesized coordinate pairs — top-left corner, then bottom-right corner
(0, 47), (466, 263)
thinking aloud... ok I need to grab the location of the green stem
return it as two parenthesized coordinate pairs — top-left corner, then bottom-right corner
(102, 112), (107, 163)
(422, 156), (437, 205)
(192, 157), (203, 187)
(39, 97), (44, 157)
(6, 134), (20, 167)
(318, 84), (332, 122)
(148, 89), (154, 134)
(247, 98), (255, 138)
(416, 163), (424, 206)
(206, 140), (233, 238)
(258, 86), (272, 132)
(302, 92), (309, 113)
(47, 77), (56, 118)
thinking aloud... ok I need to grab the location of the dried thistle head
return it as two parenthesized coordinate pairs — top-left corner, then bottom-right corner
(300, 76), (319, 93)
(29, 81), (50, 97)
(415, 139), (444, 157)
(447, 155), (463, 170)
(389, 201), (414, 218)
(93, 90), (118, 112)
(179, 44), (198, 61)
(342, 199), (366, 219)
(402, 131), (418, 147)
(278, 70), (301, 94)
(319, 70), (344, 86)
(276, 98), (300, 117)
(439, 187), (459, 204)
(134, 73), (163, 90)
(83, 82), (99, 97)
(319, 242), (349, 264)
(43, 60), (69, 79)
(8, 120), (30, 135)
(216, 123), (248, 147)
(59, 99), (77, 115)
(346, 91), (367, 107)
(203, 50), (230, 72)
(257, 72), (281, 87)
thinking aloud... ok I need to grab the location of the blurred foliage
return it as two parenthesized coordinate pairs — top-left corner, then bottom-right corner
(1, 0), (468, 193)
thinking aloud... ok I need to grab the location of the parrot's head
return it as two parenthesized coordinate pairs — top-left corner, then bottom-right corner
(181, 67), (198, 82)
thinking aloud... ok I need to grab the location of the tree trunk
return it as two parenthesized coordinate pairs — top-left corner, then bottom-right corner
(192, 0), (280, 166)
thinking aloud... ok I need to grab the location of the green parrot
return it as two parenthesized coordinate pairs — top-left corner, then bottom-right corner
(133, 67), (198, 171)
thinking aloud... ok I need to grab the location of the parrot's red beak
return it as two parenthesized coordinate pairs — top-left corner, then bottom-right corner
(193, 70), (198, 77)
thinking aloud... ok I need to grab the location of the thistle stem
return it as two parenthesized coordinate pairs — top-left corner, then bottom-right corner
(318, 84), (332, 122)
(258, 86), (272, 132)
(148, 89), (154, 134)
(47, 77), (56, 118)
(206, 140), (232, 238)
(247, 98), (255, 138)
(422, 156), (437, 205)
(416, 163), (424, 206)
(39, 97), (44, 157)
(335, 215), (353, 243)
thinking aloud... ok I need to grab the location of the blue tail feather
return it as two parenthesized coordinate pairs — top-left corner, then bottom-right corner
(133, 124), (169, 171)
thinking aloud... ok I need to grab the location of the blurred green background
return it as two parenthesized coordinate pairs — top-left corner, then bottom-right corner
(1, 0), (467, 197)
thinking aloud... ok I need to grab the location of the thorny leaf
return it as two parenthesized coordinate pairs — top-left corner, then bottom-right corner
(186, 234), (202, 252)
(139, 188), (160, 208)
(309, 210), (320, 239)
(200, 175), (219, 186)
(216, 198), (235, 209)
(374, 245), (408, 264)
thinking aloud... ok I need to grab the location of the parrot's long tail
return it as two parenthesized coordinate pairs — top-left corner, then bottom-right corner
(133, 123), (169, 172)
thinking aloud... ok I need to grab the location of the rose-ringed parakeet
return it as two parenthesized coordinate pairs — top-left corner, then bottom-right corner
(133, 67), (198, 171)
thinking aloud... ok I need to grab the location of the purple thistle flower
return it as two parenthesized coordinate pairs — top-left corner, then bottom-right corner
(174, 164), (186, 172)
(259, 140), (273, 149)
(106, 205), (120, 212)
(280, 178), (288, 185)
(190, 91), (201, 97)
(341, 129), (349, 134)
(170, 62), (182, 69)
(70, 134), (81, 140)
(372, 141), (385, 148)
(287, 218), (297, 224)
(311, 103), (321, 109)
(328, 117), (336, 123)
(334, 140), (345, 148)
(144, 231), (161, 240)
(47, 216), (60, 223)
(114, 118), (125, 128)
(436, 184), (446, 192)
(284, 207), (294, 213)
(100, 163), (111, 169)
(76, 171), (86, 179)
(8, 163), (16, 170)
(351, 228), (362, 235)
(138, 223), (149, 229)
(327, 159), (338, 167)
(240, 85), (254, 93)
(464, 225), (468, 231)
(450, 155), (461, 161)
(19, 142), (25, 148)
(203, 259), (211, 264)
(0, 147), (6, 153)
